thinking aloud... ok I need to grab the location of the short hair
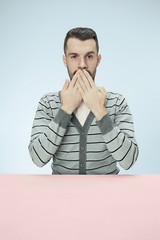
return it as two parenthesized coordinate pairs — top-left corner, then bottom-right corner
(64, 27), (99, 55)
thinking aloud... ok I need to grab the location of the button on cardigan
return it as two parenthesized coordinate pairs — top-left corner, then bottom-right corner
(28, 91), (139, 174)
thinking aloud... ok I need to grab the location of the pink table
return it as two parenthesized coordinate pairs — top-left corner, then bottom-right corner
(0, 174), (160, 240)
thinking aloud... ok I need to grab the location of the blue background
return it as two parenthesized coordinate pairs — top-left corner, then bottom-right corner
(1, 0), (160, 174)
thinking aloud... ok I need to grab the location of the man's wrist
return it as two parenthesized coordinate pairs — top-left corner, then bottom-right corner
(61, 105), (73, 115)
(93, 107), (108, 121)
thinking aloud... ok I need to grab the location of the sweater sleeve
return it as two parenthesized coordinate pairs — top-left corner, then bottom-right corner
(97, 95), (139, 170)
(28, 96), (72, 167)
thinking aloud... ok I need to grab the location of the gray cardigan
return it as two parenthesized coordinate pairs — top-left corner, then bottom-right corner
(28, 91), (139, 174)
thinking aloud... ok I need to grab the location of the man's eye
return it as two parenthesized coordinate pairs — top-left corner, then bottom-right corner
(71, 56), (77, 59)
(87, 55), (93, 59)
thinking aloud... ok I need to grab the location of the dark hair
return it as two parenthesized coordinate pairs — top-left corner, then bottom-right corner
(64, 27), (99, 55)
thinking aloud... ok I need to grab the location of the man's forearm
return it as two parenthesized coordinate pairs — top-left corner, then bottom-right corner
(29, 100), (71, 168)
(97, 96), (139, 170)
(61, 105), (73, 115)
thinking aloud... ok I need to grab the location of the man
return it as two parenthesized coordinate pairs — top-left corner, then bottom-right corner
(28, 27), (139, 175)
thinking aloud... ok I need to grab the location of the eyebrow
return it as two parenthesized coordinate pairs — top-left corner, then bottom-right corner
(68, 51), (96, 56)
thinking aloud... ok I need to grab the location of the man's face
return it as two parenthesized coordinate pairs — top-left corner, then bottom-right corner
(63, 38), (101, 80)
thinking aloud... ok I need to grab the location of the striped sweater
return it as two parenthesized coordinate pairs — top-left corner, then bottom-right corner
(28, 91), (139, 174)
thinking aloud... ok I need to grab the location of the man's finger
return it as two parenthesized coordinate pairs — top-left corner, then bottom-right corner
(79, 70), (90, 90)
(69, 71), (79, 88)
(78, 74), (88, 92)
(83, 69), (96, 88)
(76, 81), (84, 96)
(97, 87), (104, 92)
(62, 79), (69, 91)
(98, 87), (107, 96)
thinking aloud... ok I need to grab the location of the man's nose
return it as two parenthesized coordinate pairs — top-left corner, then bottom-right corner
(78, 57), (87, 70)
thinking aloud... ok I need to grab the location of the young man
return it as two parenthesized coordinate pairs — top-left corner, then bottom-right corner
(28, 27), (139, 175)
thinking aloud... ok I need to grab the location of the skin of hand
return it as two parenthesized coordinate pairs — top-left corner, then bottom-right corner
(60, 71), (82, 114)
(77, 69), (108, 121)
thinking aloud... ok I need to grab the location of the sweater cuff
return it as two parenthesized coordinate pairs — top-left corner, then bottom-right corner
(54, 108), (72, 129)
(97, 113), (114, 134)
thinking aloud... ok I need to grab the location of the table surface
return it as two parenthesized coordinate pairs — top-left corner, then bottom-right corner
(0, 174), (160, 240)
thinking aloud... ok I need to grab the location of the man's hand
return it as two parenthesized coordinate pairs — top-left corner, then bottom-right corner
(77, 69), (107, 121)
(61, 71), (82, 114)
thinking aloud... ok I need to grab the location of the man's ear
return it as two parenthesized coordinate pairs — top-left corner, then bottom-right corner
(96, 54), (101, 67)
(63, 55), (67, 67)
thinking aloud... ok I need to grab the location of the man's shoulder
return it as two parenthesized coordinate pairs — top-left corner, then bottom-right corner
(40, 91), (61, 103)
(107, 91), (124, 101)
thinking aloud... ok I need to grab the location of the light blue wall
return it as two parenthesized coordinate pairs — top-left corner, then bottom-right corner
(1, 0), (160, 174)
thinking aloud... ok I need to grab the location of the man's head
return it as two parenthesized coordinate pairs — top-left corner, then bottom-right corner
(63, 27), (101, 80)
